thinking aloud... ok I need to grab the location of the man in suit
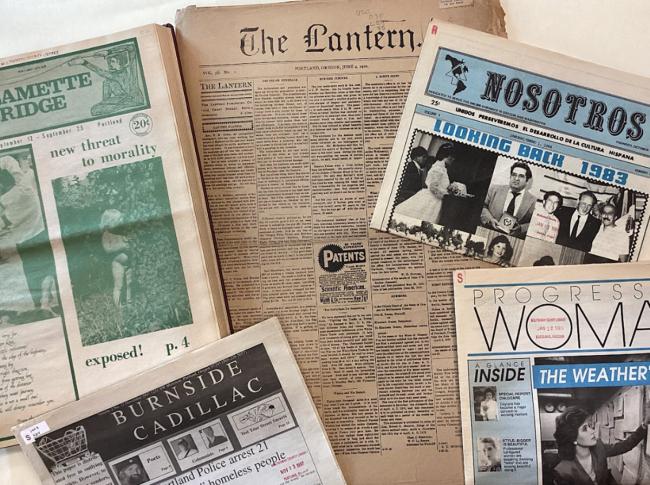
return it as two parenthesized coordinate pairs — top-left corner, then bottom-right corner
(394, 145), (432, 206)
(480, 161), (536, 238)
(555, 190), (600, 252)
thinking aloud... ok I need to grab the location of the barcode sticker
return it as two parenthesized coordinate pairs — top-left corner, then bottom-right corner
(21, 421), (50, 444)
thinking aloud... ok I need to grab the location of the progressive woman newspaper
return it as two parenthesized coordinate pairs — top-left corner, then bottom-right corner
(372, 21), (650, 269)
(0, 25), (229, 447)
(14, 317), (346, 485)
(454, 262), (650, 485)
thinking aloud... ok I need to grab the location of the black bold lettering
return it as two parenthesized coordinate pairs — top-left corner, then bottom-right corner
(564, 94), (587, 124)
(480, 72), (506, 102)
(522, 83), (542, 112)
(584, 100), (607, 132)
(542, 89), (562, 118)
(503, 78), (523, 107)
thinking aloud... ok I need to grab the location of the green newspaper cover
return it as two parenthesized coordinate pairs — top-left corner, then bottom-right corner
(0, 25), (228, 448)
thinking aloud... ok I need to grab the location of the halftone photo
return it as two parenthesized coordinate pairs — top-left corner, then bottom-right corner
(535, 354), (650, 485)
(473, 386), (499, 422)
(170, 434), (198, 460)
(199, 424), (229, 449)
(0, 145), (59, 326)
(53, 157), (191, 345)
(112, 455), (150, 485)
(477, 437), (502, 472)
(384, 129), (646, 269)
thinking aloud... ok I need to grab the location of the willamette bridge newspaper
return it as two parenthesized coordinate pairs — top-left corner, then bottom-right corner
(0, 25), (229, 447)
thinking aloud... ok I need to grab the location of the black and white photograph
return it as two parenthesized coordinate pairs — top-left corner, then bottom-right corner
(392, 132), (498, 234)
(527, 191), (564, 244)
(387, 217), (488, 259)
(553, 190), (639, 263)
(477, 437), (502, 472)
(483, 156), (644, 263)
(113, 456), (150, 485)
(388, 130), (646, 270)
(475, 228), (524, 267)
(473, 386), (499, 422)
(480, 158), (538, 239)
(582, 198), (639, 264)
(536, 354), (650, 485)
(170, 434), (199, 460)
(199, 424), (229, 449)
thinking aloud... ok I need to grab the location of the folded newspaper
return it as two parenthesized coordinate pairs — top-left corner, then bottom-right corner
(175, 2), (504, 484)
(454, 262), (650, 485)
(13, 317), (346, 485)
(372, 20), (650, 268)
(0, 25), (230, 447)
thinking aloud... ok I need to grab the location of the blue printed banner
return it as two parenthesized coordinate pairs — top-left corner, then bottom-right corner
(427, 48), (650, 156)
(533, 362), (650, 389)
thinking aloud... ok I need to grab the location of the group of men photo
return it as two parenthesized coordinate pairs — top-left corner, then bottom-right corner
(392, 137), (638, 265)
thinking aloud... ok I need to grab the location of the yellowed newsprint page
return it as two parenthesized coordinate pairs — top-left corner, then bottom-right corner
(175, 1), (504, 484)
(372, 20), (650, 268)
(14, 317), (346, 485)
(454, 262), (650, 485)
(0, 25), (229, 447)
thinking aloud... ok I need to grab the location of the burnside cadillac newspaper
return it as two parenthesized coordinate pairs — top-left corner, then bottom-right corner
(454, 263), (650, 485)
(372, 21), (650, 268)
(14, 318), (346, 485)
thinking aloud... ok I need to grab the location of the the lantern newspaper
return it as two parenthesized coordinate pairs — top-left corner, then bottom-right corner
(175, 2), (505, 484)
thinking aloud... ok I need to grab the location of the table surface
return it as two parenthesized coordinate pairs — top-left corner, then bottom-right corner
(2, 0), (649, 483)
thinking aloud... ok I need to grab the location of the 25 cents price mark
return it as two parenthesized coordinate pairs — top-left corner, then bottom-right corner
(580, 160), (628, 185)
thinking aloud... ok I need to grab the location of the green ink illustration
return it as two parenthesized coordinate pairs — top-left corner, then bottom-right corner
(0, 146), (59, 327)
(0, 38), (149, 140)
(68, 44), (145, 117)
(53, 158), (191, 346)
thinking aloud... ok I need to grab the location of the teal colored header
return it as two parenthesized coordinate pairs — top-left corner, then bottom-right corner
(0, 38), (149, 139)
(427, 48), (649, 157)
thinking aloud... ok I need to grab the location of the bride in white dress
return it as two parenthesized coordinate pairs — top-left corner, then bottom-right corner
(394, 150), (455, 224)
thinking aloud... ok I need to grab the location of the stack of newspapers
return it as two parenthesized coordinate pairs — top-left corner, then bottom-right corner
(2, 1), (650, 485)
